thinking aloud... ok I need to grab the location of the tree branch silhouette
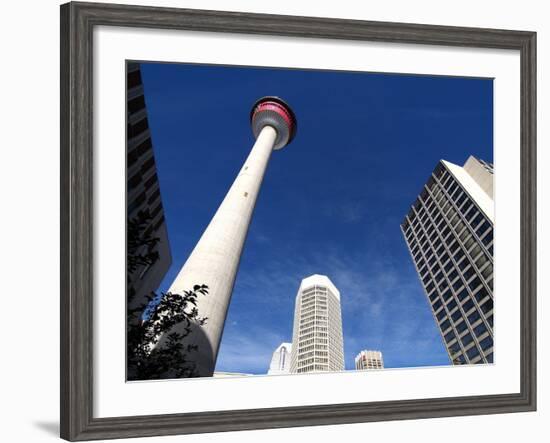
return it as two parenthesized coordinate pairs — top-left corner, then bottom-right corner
(127, 209), (208, 380)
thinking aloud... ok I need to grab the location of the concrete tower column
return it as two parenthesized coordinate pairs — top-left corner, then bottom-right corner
(164, 97), (297, 377)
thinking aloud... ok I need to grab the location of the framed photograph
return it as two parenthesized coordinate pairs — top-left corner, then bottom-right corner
(60, 1), (536, 440)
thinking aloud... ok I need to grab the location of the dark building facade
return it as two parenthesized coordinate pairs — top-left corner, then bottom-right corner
(401, 156), (494, 365)
(127, 62), (172, 321)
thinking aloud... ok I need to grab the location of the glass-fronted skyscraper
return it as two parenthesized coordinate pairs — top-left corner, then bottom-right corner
(290, 275), (345, 374)
(401, 156), (494, 365)
(355, 350), (384, 370)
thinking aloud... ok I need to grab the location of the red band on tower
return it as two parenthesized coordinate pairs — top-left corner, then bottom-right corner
(254, 101), (294, 132)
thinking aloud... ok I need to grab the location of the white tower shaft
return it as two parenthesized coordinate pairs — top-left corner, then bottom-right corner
(167, 125), (277, 376)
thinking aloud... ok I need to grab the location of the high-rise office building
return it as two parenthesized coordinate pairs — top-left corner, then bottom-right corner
(401, 156), (494, 365)
(290, 275), (345, 374)
(126, 63), (172, 323)
(355, 350), (384, 370)
(267, 343), (292, 375)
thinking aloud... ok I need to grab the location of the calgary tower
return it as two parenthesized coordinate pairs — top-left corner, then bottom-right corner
(165, 96), (297, 377)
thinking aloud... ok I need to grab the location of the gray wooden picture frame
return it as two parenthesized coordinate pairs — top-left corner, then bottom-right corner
(60, 1), (537, 441)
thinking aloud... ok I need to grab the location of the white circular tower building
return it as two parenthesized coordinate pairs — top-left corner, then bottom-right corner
(161, 97), (297, 377)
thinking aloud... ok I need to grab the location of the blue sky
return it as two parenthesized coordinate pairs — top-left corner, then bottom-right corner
(139, 62), (493, 374)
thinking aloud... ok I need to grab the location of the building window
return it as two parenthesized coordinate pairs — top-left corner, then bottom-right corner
(127, 95), (146, 114)
(444, 330), (456, 343)
(480, 299), (493, 314)
(462, 299), (475, 313)
(461, 333), (474, 346)
(457, 288), (469, 301)
(474, 287), (489, 303)
(469, 276), (482, 291)
(466, 346), (480, 360)
(456, 320), (468, 333)
(451, 309), (462, 322)
(474, 322), (488, 337)
(447, 299), (457, 311)
(468, 310), (481, 324)
(480, 336), (493, 350)
(128, 171), (142, 191)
